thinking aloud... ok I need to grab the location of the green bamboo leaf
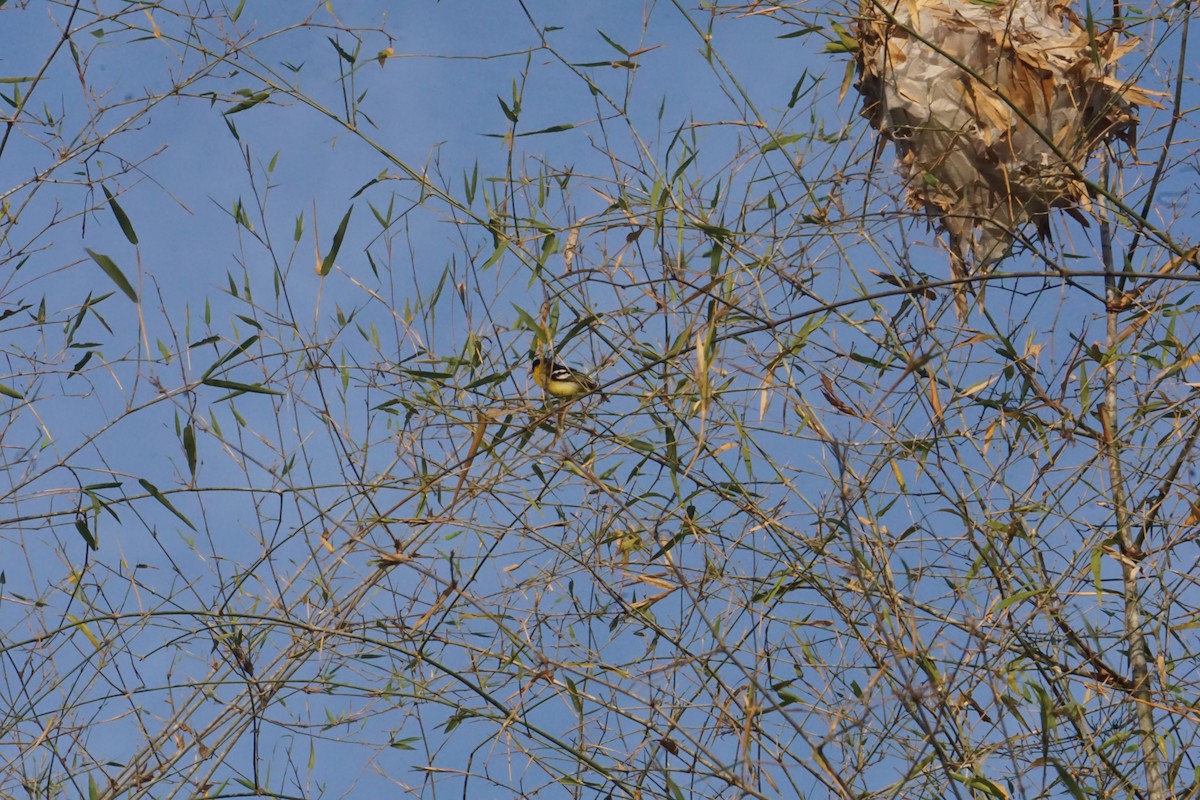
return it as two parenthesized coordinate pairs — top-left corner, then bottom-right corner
(137, 478), (197, 530)
(463, 162), (478, 205)
(183, 424), (197, 478)
(694, 222), (731, 239)
(201, 377), (283, 395)
(777, 25), (822, 38)
(223, 90), (270, 115)
(992, 587), (1047, 613)
(0, 302), (31, 322)
(70, 351), (93, 374)
(393, 368), (453, 380)
(1052, 760), (1087, 800)
(83, 483), (123, 523)
(319, 205), (354, 276)
(515, 124), (575, 137)
(481, 240), (507, 269)
(75, 516), (98, 550)
(199, 335), (259, 380)
(350, 174), (386, 200)
(556, 313), (602, 350)
(760, 133), (804, 154)
(101, 184), (138, 245)
(84, 248), (138, 302)
(0, 382), (23, 399)
(822, 22), (859, 53)
(497, 96), (518, 123)
(963, 775), (1007, 799)
(564, 676), (584, 715)
(596, 29), (630, 56)
(327, 36), (357, 63)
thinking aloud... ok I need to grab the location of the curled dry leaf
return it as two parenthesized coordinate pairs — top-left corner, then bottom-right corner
(820, 373), (859, 417)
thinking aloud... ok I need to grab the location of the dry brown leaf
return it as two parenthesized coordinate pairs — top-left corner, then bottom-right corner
(855, 0), (1158, 277)
(820, 373), (859, 417)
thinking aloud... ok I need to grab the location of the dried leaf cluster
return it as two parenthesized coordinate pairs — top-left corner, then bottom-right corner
(856, 0), (1161, 279)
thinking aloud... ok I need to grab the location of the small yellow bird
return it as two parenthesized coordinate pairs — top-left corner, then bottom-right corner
(530, 356), (603, 401)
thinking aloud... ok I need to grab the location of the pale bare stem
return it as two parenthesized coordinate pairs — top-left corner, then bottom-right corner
(1099, 157), (1166, 800)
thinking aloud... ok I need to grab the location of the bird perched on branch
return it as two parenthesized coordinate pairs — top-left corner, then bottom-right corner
(531, 355), (603, 401)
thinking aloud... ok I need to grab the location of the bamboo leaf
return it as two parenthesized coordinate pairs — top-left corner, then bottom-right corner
(101, 184), (138, 245)
(202, 377), (284, 396)
(318, 205), (354, 276)
(183, 424), (197, 478)
(223, 90), (270, 115)
(515, 124), (575, 137)
(138, 478), (197, 530)
(75, 516), (98, 550)
(84, 248), (138, 302)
